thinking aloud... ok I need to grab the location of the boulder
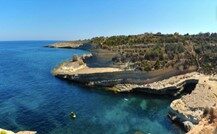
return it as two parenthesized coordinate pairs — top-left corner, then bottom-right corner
(183, 121), (194, 132)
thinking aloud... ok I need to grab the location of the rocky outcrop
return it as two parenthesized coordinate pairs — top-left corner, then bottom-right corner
(0, 129), (36, 134)
(187, 107), (217, 134)
(52, 54), (93, 75)
(183, 121), (194, 132)
(169, 73), (217, 132)
(53, 53), (123, 80)
(53, 59), (87, 75)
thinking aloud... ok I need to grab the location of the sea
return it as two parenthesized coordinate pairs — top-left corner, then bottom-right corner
(0, 41), (184, 134)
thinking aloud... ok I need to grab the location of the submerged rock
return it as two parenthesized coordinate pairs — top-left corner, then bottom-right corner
(140, 100), (147, 110)
(70, 112), (77, 119)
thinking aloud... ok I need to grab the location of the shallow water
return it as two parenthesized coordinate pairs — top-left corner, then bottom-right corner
(0, 41), (184, 134)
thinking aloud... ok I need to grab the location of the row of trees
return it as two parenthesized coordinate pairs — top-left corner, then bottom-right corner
(91, 32), (217, 46)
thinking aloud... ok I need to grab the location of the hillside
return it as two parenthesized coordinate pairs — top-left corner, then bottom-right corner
(90, 33), (217, 73)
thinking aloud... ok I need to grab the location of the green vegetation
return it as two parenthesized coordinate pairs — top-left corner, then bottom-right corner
(89, 32), (217, 73)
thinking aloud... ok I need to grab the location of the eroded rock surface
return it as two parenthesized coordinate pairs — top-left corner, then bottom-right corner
(169, 73), (217, 132)
(187, 107), (217, 134)
(112, 72), (199, 96)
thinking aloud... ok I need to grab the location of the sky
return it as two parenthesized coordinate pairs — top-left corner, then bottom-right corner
(0, 0), (217, 41)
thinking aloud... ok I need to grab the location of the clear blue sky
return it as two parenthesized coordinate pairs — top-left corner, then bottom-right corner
(0, 0), (217, 40)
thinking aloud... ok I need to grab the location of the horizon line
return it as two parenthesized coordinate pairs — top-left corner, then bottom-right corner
(0, 31), (216, 42)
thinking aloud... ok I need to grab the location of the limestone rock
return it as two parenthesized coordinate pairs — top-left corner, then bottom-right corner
(16, 131), (36, 134)
(183, 121), (194, 132)
(187, 107), (217, 134)
(0, 129), (36, 134)
(169, 73), (217, 132)
(0, 128), (15, 134)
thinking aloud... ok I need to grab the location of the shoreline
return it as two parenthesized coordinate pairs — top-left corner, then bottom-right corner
(50, 42), (217, 133)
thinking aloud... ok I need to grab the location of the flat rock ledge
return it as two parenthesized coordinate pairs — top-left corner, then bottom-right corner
(52, 56), (122, 76)
(0, 129), (36, 134)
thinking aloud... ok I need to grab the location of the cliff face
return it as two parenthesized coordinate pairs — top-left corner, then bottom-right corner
(54, 54), (196, 89)
(112, 72), (199, 96)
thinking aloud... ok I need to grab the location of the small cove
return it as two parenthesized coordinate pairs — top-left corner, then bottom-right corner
(0, 41), (184, 134)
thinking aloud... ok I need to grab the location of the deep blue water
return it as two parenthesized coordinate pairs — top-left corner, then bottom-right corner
(0, 41), (184, 134)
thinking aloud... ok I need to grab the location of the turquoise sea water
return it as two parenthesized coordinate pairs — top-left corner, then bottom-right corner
(0, 41), (184, 134)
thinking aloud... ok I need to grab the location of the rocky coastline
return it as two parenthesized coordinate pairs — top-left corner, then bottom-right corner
(50, 42), (217, 133)
(169, 73), (217, 132)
